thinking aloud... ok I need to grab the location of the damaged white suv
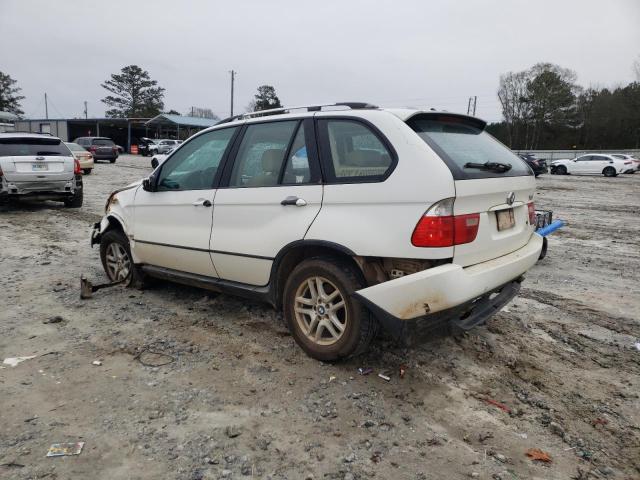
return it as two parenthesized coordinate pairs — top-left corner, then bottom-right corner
(92, 103), (543, 360)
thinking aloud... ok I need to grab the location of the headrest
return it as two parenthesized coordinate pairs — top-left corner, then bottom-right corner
(261, 149), (284, 172)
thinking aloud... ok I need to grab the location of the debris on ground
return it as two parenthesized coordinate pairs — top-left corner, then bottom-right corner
(525, 448), (552, 463)
(399, 364), (407, 379)
(475, 394), (512, 414)
(133, 348), (175, 367)
(358, 367), (373, 375)
(43, 316), (63, 324)
(378, 373), (391, 382)
(46, 442), (85, 457)
(92, 360), (103, 366)
(3, 356), (37, 367)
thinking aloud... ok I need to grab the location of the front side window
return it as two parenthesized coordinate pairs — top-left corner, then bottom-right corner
(157, 127), (236, 191)
(229, 121), (298, 187)
(319, 119), (393, 181)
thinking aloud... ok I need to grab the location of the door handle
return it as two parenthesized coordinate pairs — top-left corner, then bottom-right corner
(192, 199), (212, 207)
(281, 196), (307, 207)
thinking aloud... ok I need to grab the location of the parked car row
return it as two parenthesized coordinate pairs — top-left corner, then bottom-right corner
(550, 153), (638, 176)
(138, 138), (183, 157)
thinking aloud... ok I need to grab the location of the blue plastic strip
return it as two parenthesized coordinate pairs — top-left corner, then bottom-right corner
(536, 220), (565, 237)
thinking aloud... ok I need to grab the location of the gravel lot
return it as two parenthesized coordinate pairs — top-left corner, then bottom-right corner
(1, 155), (639, 480)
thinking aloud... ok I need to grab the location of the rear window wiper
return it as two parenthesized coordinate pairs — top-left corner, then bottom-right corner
(464, 161), (512, 173)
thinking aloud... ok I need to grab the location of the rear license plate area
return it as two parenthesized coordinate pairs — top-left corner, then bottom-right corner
(32, 164), (48, 171)
(496, 208), (515, 231)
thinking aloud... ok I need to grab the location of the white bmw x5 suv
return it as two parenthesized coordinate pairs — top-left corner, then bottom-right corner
(92, 103), (543, 361)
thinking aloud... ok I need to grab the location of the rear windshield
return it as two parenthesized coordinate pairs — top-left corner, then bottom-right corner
(65, 143), (85, 152)
(0, 138), (72, 157)
(92, 138), (114, 146)
(407, 115), (532, 179)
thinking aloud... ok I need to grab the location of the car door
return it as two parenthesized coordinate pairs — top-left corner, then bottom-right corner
(571, 155), (590, 174)
(131, 127), (239, 277)
(591, 155), (611, 174)
(210, 118), (323, 286)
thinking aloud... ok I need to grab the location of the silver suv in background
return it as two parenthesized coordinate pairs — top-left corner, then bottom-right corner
(0, 133), (83, 207)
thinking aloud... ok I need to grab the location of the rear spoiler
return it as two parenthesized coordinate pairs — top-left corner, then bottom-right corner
(404, 112), (487, 131)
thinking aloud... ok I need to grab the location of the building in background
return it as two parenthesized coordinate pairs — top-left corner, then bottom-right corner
(13, 114), (218, 152)
(0, 111), (18, 133)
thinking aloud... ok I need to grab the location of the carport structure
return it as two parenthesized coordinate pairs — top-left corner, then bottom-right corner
(145, 114), (218, 144)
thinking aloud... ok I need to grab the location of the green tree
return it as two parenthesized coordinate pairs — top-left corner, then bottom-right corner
(253, 85), (282, 111)
(101, 65), (165, 118)
(0, 71), (25, 116)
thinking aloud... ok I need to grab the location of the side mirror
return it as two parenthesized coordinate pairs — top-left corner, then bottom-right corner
(142, 174), (156, 192)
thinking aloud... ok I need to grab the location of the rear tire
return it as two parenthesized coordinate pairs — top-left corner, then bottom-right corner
(99, 229), (145, 288)
(556, 165), (567, 175)
(63, 188), (83, 208)
(109, 158), (116, 164)
(283, 257), (377, 361)
(603, 167), (616, 177)
(83, 168), (92, 175)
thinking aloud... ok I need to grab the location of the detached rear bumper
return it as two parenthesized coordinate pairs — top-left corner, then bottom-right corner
(354, 233), (543, 340)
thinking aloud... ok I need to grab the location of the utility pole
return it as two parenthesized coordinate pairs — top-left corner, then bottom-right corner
(44, 93), (49, 119)
(229, 70), (236, 117)
(472, 96), (477, 116)
(466, 96), (478, 116)
(467, 97), (473, 115)
(84, 101), (88, 119)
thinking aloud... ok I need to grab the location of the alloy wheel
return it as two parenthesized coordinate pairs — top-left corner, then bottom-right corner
(105, 242), (131, 281)
(294, 276), (347, 346)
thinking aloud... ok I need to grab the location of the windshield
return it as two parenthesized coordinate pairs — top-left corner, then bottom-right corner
(92, 138), (114, 146)
(407, 115), (532, 179)
(612, 154), (626, 159)
(0, 138), (72, 156)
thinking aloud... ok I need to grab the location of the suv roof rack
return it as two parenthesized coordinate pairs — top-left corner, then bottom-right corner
(217, 102), (379, 125)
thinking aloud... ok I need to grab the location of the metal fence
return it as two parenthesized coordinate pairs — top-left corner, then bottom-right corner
(513, 149), (640, 161)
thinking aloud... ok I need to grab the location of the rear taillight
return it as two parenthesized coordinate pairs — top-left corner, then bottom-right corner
(527, 202), (536, 225)
(74, 159), (81, 175)
(624, 161), (632, 165)
(411, 198), (480, 247)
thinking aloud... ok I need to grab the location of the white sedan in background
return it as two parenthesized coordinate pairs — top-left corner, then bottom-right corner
(611, 154), (640, 172)
(550, 154), (633, 177)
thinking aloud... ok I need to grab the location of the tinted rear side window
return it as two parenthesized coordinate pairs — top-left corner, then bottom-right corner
(0, 138), (72, 156)
(408, 115), (531, 179)
(92, 138), (114, 146)
(317, 119), (395, 182)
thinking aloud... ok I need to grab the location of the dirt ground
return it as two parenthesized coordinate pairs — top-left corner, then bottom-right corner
(1, 155), (639, 480)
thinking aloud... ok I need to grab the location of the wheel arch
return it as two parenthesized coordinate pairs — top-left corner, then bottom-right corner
(269, 240), (363, 310)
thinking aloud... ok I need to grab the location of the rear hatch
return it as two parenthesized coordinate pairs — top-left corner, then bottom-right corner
(91, 138), (116, 156)
(407, 113), (536, 267)
(0, 137), (74, 183)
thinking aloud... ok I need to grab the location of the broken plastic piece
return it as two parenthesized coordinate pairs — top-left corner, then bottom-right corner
(526, 448), (552, 463)
(3, 356), (37, 367)
(378, 373), (391, 382)
(482, 397), (511, 414)
(46, 442), (84, 457)
(92, 360), (102, 366)
(358, 367), (373, 376)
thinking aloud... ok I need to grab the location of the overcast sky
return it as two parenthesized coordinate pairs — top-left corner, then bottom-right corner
(2, 0), (638, 122)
